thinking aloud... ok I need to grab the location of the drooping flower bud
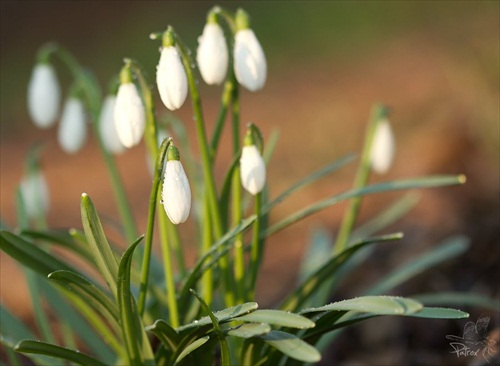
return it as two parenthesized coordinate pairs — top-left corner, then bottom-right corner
(240, 131), (266, 195)
(156, 31), (188, 111)
(20, 168), (50, 220)
(197, 13), (228, 85)
(27, 63), (61, 128)
(370, 119), (395, 174)
(99, 95), (125, 154)
(234, 9), (266, 92)
(57, 97), (87, 154)
(162, 144), (191, 224)
(114, 67), (146, 148)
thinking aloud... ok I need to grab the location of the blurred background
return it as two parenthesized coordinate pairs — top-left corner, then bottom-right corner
(1, 1), (499, 365)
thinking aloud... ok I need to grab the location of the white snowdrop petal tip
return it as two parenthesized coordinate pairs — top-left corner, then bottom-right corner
(27, 63), (61, 128)
(197, 22), (228, 85)
(370, 119), (395, 174)
(162, 147), (191, 225)
(240, 144), (266, 195)
(114, 82), (146, 148)
(156, 46), (188, 111)
(234, 29), (267, 92)
(58, 98), (87, 154)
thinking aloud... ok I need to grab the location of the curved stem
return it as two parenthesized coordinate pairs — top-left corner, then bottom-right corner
(138, 138), (171, 316)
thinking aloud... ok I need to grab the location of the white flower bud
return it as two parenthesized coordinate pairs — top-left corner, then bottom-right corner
(20, 170), (50, 219)
(240, 144), (266, 195)
(27, 63), (61, 128)
(156, 46), (188, 111)
(114, 82), (146, 148)
(162, 147), (191, 224)
(197, 23), (228, 85)
(234, 29), (267, 92)
(99, 95), (125, 154)
(370, 119), (395, 174)
(57, 98), (87, 154)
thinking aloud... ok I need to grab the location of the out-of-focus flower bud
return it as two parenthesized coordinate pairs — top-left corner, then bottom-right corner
(27, 63), (61, 128)
(370, 119), (395, 174)
(234, 9), (266, 92)
(162, 144), (191, 224)
(240, 131), (266, 195)
(99, 95), (125, 154)
(58, 97), (87, 154)
(20, 169), (50, 220)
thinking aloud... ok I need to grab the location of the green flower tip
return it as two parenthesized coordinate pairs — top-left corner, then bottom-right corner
(119, 65), (133, 84)
(243, 130), (254, 147)
(207, 7), (220, 24)
(167, 144), (180, 161)
(162, 29), (175, 48)
(235, 8), (251, 31)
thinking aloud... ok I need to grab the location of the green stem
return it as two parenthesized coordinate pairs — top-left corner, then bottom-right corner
(200, 196), (213, 307)
(210, 80), (233, 158)
(333, 104), (388, 255)
(126, 59), (181, 326)
(175, 31), (233, 306)
(46, 44), (138, 244)
(138, 138), (171, 316)
(248, 193), (262, 300)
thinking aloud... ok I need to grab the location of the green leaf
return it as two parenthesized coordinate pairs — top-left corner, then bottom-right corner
(174, 336), (210, 365)
(264, 175), (466, 238)
(145, 319), (180, 351)
(237, 310), (315, 329)
(408, 307), (469, 319)
(280, 233), (403, 312)
(226, 323), (271, 339)
(80, 193), (119, 296)
(413, 292), (500, 311)
(365, 235), (469, 295)
(47, 270), (118, 321)
(15, 340), (107, 366)
(0, 231), (75, 277)
(300, 296), (423, 316)
(117, 236), (154, 366)
(260, 331), (321, 363)
(262, 153), (356, 213)
(178, 302), (259, 333)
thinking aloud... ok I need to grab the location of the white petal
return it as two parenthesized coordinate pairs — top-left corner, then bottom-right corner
(57, 98), (87, 154)
(27, 64), (61, 128)
(240, 145), (266, 195)
(156, 47), (188, 111)
(114, 83), (146, 148)
(234, 29), (267, 92)
(197, 23), (228, 85)
(20, 171), (50, 219)
(99, 95), (125, 154)
(370, 119), (395, 174)
(162, 160), (191, 224)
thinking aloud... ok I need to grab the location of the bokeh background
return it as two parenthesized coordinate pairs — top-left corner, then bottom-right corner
(1, 1), (499, 365)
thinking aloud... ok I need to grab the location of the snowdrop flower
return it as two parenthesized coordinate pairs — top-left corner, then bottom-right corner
(240, 132), (266, 195)
(156, 31), (188, 111)
(162, 144), (191, 224)
(234, 9), (267, 92)
(114, 67), (146, 148)
(99, 95), (125, 154)
(370, 119), (395, 174)
(27, 63), (61, 128)
(58, 97), (87, 154)
(197, 16), (228, 85)
(20, 169), (50, 220)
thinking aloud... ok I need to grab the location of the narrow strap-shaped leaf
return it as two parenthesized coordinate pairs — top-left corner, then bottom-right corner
(226, 323), (271, 339)
(48, 270), (118, 321)
(190, 289), (230, 366)
(412, 292), (500, 311)
(262, 153), (356, 213)
(264, 175), (466, 238)
(365, 235), (469, 295)
(145, 319), (180, 351)
(80, 193), (119, 296)
(237, 310), (315, 329)
(407, 307), (469, 319)
(117, 236), (155, 366)
(280, 233), (402, 312)
(173, 335), (210, 365)
(299, 296), (423, 316)
(15, 340), (107, 366)
(260, 331), (321, 363)
(0, 230), (75, 276)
